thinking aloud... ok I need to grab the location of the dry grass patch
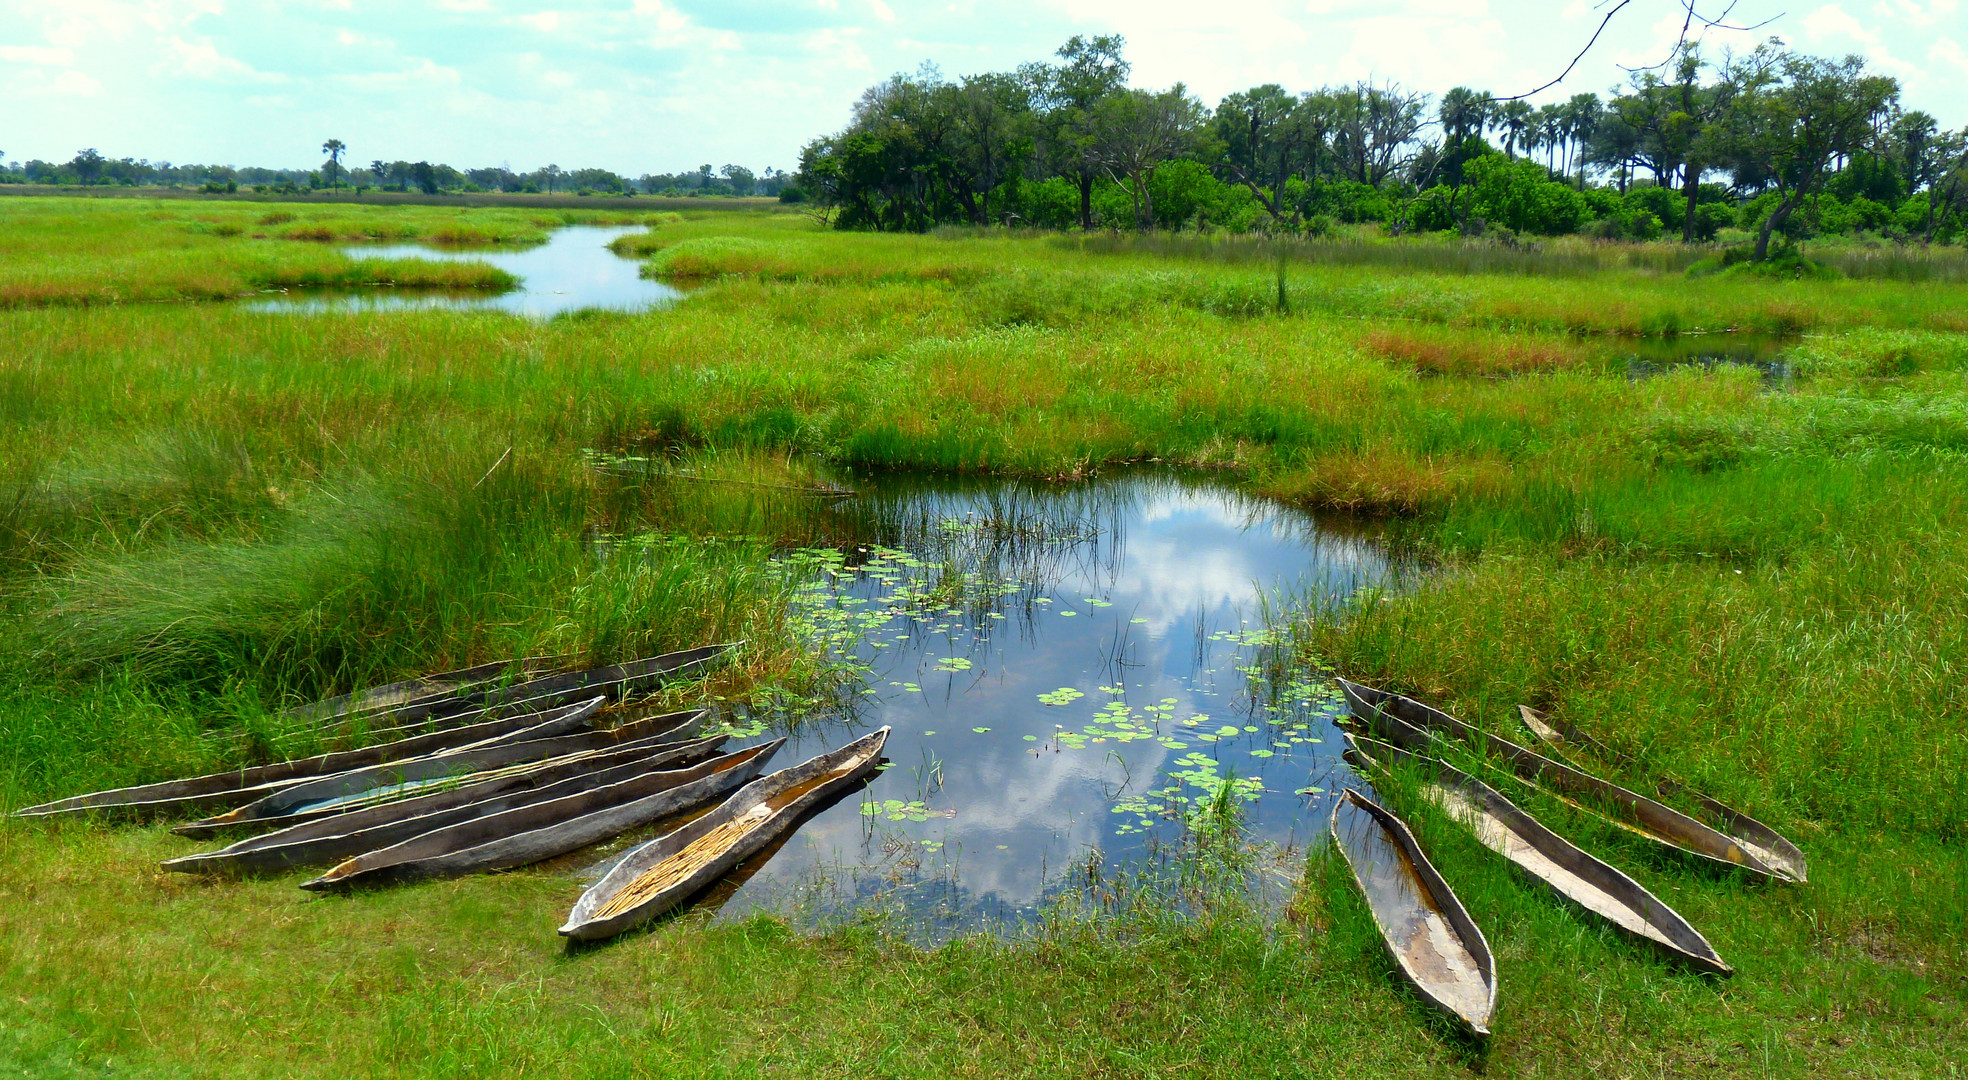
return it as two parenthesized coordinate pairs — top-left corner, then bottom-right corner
(1362, 327), (1584, 377)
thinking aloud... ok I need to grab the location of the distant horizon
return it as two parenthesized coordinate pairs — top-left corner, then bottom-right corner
(2, 0), (1962, 176)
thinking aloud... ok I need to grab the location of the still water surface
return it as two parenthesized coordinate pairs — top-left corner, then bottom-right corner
(250, 225), (683, 317)
(663, 472), (1411, 940)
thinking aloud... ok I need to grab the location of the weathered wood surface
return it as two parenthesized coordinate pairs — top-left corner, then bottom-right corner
(300, 740), (787, 892)
(560, 727), (890, 942)
(277, 655), (574, 735)
(353, 642), (739, 743)
(1517, 705), (1807, 884)
(173, 704), (698, 838)
(1331, 788), (1497, 1039)
(11, 698), (603, 821)
(162, 731), (725, 875)
(1337, 678), (1788, 881)
(1345, 730), (1733, 977)
(11, 643), (737, 822)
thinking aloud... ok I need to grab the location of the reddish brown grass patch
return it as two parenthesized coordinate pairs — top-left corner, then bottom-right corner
(1363, 328), (1578, 377)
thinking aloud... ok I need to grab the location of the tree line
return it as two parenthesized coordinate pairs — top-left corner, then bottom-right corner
(796, 37), (1968, 255)
(0, 151), (795, 200)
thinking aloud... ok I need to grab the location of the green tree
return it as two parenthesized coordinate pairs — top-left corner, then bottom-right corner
(321, 138), (346, 189)
(1329, 81), (1428, 185)
(1464, 155), (1588, 234)
(71, 148), (104, 186)
(1498, 99), (1533, 158)
(1439, 87), (1490, 144)
(720, 165), (756, 196)
(1035, 35), (1131, 230)
(1209, 85), (1329, 225)
(1092, 85), (1205, 230)
(1563, 93), (1602, 189)
(950, 71), (1035, 224)
(1712, 47), (1900, 260)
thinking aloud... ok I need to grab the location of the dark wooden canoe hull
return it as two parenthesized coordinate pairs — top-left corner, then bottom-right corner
(11, 697), (605, 822)
(1336, 678), (1787, 881)
(278, 654), (574, 736)
(560, 727), (891, 942)
(357, 642), (740, 743)
(1331, 788), (1497, 1039)
(162, 719), (712, 861)
(162, 732), (728, 875)
(174, 706), (698, 837)
(11, 644), (736, 821)
(300, 740), (787, 892)
(1517, 705), (1808, 884)
(1344, 730), (1733, 977)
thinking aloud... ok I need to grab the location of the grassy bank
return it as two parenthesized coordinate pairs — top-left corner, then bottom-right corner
(0, 198), (1964, 1077)
(0, 198), (696, 306)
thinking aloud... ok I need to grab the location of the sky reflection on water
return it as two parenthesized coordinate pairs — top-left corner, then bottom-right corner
(249, 225), (683, 318)
(703, 471), (1407, 940)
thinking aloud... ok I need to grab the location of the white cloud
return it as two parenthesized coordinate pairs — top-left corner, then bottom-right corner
(1870, 0), (1960, 25)
(0, 0), (1959, 179)
(159, 36), (283, 82)
(51, 69), (104, 95)
(1803, 3), (1883, 45)
(0, 44), (74, 64)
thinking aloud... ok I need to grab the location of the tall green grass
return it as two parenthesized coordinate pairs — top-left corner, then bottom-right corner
(1, 199), (1965, 1077)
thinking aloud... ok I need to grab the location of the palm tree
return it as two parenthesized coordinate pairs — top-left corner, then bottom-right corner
(1564, 94), (1602, 189)
(1438, 87), (1489, 145)
(321, 138), (346, 189)
(1537, 104), (1566, 173)
(1499, 101), (1533, 159)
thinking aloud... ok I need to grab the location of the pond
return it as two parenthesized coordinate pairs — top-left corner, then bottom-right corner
(624, 471), (1414, 941)
(1621, 332), (1795, 384)
(248, 225), (683, 318)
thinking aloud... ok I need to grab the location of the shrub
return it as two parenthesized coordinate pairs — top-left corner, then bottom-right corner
(1405, 186), (1459, 233)
(1462, 156), (1586, 235)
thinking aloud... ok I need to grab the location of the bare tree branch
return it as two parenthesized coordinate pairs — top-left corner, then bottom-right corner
(1489, 0), (1781, 102)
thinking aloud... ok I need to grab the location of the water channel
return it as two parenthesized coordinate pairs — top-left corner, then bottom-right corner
(249, 225), (684, 317)
(609, 471), (1415, 942)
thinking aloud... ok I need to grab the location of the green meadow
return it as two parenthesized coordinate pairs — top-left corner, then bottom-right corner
(1, 196), (1963, 1078)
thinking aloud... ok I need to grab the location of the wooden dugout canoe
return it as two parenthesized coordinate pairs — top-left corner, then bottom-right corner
(10, 697), (605, 822)
(1336, 678), (1790, 882)
(1518, 705), (1807, 884)
(176, 705), (694, 838)
(300, 739), (787, 892)
(561, 727), (891, 942)
(1344, 730), (1732, 977)
(349, 643), (740, 744)
(162, 731), (726, 875)
(277, 654), (574, 736)
(1331, 788), (1497, 1039)
(13, 645), (735, 822)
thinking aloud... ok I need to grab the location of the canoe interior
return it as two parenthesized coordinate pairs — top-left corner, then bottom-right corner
(1331, 789), (1496, 1038)
(1344, 731), (1733, 978)
(162, 732), (729, 875)
(1517, 706), (1808, 884)
(14, 645), (738, 822)
(174, 705), (697, 838)
(562, 727), (890, 940)
(277, 654), (575, 736)
(1336, 678), (1787, 882)
(299, 738), (787, 891)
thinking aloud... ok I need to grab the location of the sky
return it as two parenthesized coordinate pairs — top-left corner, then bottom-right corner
(1, 0), (1962, 175)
